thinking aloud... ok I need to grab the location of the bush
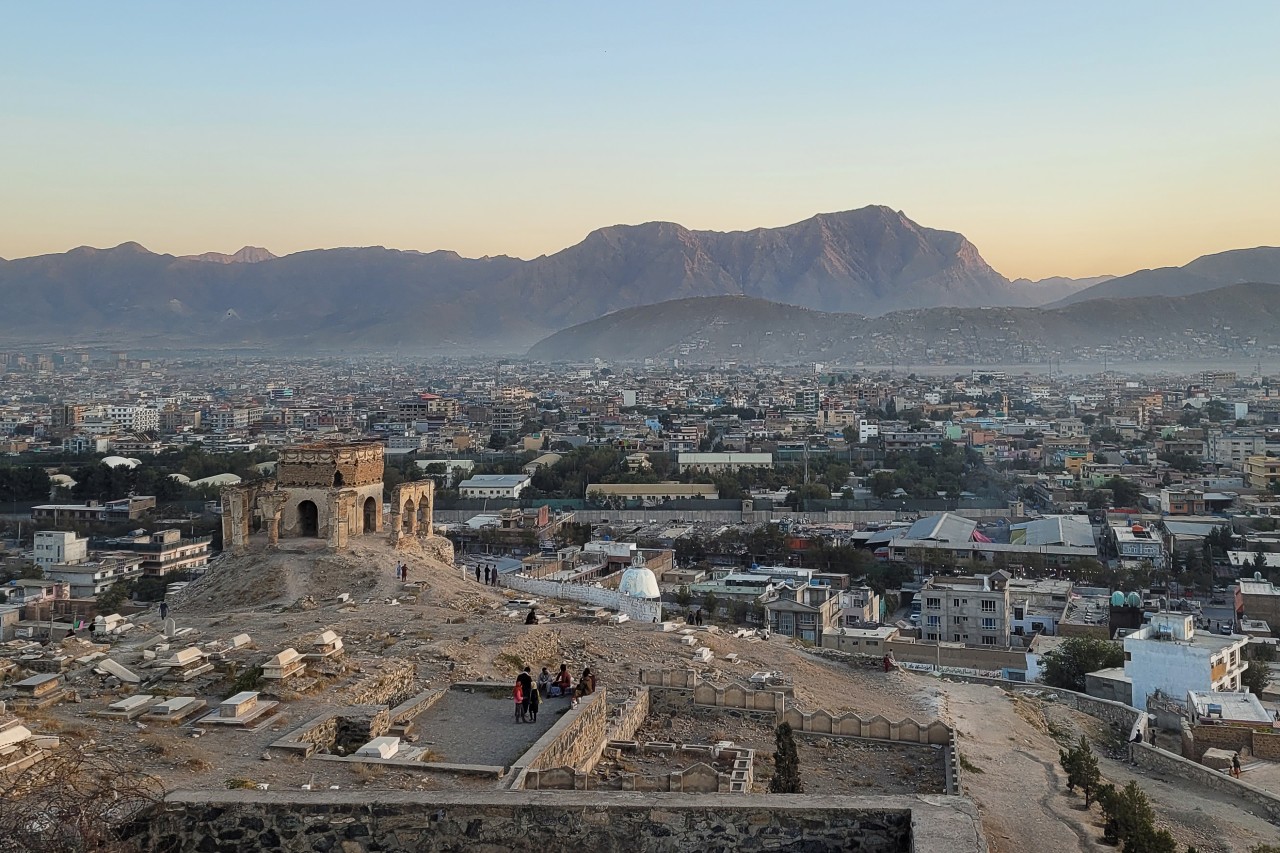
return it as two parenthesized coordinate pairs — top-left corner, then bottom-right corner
(1058, 736), (1102, 806)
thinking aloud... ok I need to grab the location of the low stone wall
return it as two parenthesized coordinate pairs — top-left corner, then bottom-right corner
(520, 688), (609, 773)
(1131, 742), (1280, 822)
(605, 686), (650, 743)
(525, 743), (753, 794)
(783, 707), (950, 745)
(930, 674), (1147, 743)
(135, 790), (991, 852)
(502, 573), (662, 623)
(346, 659), (417, 706)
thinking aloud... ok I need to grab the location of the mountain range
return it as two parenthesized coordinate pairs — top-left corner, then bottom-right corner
(0, 206), (1275, 355)
(526, 283), (1280, 364)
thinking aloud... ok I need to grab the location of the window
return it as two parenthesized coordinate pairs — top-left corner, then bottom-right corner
(926, 597), (941, 610)
(953, 634), (962, 643)
(982, 618), (995, 630)
(927, 616), (940, 627)
(926, 633), (938, 641)
(981, 599), (997, 613)
(953, 598), (968, 607)
(952, 615), (967, 625)
(982, 636), (997, 646)
(1124, 651), (1132, 662)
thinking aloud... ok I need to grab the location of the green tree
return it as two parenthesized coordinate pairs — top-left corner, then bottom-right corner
(1041, 637), (1125, 692)
(1104, 477), (1142, 508)
(768, 722), (804, 793)
(1059, 736), (1102, 807)
(1241, 656), (1270, 696)
(701, 592), (719, 619)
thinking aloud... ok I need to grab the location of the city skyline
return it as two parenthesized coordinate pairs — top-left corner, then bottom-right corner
(3, 2), (1279, 279)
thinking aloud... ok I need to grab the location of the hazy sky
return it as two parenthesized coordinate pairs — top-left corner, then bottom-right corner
(3, 2), (1278, 278)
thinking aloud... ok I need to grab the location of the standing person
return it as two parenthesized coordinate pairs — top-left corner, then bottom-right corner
(537, 666), (551, 697)
(517, 667), (534, 722)
(528, 680), (541, 723)
(1231, 752), (1242, 778)
(513, 679), (525, 722)
(481, 565), (487, 584)
(159, 600), (169, 620)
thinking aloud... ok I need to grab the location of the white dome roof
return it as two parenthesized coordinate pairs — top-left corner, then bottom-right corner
(618, 566), (660, 599)
(190, 473), (242, 487)
(101, 455), (141, 469)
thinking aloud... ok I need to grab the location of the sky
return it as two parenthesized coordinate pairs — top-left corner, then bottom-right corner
(2, 2), (1278, 279)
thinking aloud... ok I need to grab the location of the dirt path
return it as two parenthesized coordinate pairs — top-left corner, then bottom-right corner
(933, 678), (1280, 853)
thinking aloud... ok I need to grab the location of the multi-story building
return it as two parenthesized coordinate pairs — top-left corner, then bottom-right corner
(1204, 430), (1266, 468)
(918, 572), (1012, 646)
(44, 552), (144, 598)
(106, 405), (160, 433)
(1236, 574), (1280, 627)
(1159, 488), (1206, 516)
(96, 529), (212, 577)
(1243, 455), (1280, 490)
(1111, 524), (1166, 568)
(1122, 612), (1250, 711)
(31, 496), (156, 524)
(764, 583), (841, 642)
(33, 530), (88, 572)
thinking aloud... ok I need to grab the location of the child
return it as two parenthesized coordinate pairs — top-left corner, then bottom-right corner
(528, 682), (541, 722)
(513, 681), (525, 722)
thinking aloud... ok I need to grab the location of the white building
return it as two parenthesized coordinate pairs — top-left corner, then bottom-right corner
(106, 405), (160, 433)
(459, 474), (531, 499)
(676, 452), (773, 473)
(33, 531), (88, 571)
(1122, 612), (1250, 711)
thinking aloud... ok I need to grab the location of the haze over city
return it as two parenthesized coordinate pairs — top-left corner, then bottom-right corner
(3, 1), (1279, 279)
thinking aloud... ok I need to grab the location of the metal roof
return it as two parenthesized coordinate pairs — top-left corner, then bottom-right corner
(901, 513), (976, 543)
(1010, 515), (1094, 548)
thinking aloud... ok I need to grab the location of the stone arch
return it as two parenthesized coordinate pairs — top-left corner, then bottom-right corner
(389, 480), (436, 547)
(333, 471), (345, 488)
(403, 499), (416, 535)
(363, 497), (378, 533)
(298, 500), (320, 537)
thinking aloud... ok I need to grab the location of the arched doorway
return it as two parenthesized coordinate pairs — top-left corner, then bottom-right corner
(298, 500), (319, 537)
(363, 497), (377, 533)
(333, 471), (345, 488)
(403, 499), (416, 535)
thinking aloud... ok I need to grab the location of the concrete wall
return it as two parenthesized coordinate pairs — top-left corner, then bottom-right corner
(135, 790), (988, 853)
(503, 573), (662, 623)
(1187, 723), (1280, 762)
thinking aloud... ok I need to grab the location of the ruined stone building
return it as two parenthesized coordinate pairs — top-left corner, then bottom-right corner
(221, 443), (435, 552)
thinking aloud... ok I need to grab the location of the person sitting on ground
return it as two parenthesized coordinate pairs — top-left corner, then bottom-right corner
(537, 667), (551, 697)
(551, 663), (572, 697)
(571, 667), (596, 707)
(525, 607), (537, 625)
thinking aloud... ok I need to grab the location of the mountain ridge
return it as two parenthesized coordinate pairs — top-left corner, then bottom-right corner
(526, 283), (1280, 364)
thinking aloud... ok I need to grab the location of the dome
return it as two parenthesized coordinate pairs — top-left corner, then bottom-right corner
(1126, 591), (1142, 608)
(1110, 591), (1126, 607)
(190, 473), (242, 487)
(101, 455), (141, 469)
(618, 566), (660, 599)
(169, 473), (191, 484)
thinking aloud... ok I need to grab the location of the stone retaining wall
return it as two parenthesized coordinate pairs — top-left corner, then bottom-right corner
(134, 790), (989, 852)
(1186, 722), (1280, 762)
(1131, 742), (1280, 822)
(521, 688), (609, 772)
(346, 660), (417, 706)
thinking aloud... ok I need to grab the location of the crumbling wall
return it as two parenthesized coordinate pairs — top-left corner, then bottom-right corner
(524, 688), (608, 772)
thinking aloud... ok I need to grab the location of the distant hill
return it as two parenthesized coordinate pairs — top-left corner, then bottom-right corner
(1008, 274), (1113, 303)
(180, 246), (277, 264)
(526, 283), (1280, 364)
(1053, 247), (1280, 306)
(0, 206), (1080, 351)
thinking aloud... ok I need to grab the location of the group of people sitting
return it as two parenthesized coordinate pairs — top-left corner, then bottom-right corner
(512, 663), (596, 722)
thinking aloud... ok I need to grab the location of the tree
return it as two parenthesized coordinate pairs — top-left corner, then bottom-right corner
(701, 592), (719, 619)
(1059, 736), (1102, 806)
(768, 722), (804, 793)
(1041, 637), (1125, 692)
(1104, 477), (1142, 508)
(1095, 780), (1176, 853)
(1241, 656), (1270, 696)
(0, 749), (164, 852)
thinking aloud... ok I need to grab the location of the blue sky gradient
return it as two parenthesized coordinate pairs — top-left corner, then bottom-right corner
(2, 2), (1277, 277)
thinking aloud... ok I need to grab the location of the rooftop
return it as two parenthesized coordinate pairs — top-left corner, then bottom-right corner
(1009, 515), (1094, 548)
(901, 513), (977, 544)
